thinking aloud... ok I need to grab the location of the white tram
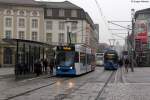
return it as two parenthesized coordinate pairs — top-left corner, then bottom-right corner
(95, 53), (104, 66)
(55, 44), (95, 76)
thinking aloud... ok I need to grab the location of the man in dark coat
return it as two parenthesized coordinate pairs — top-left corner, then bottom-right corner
(43, 59), (48, 73)
(34, 60), (42, 76)
(49, 58), (55, 75)
(124, 58), (130, 72)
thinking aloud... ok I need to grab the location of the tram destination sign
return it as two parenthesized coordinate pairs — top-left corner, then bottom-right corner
(57, 46), (75, 51)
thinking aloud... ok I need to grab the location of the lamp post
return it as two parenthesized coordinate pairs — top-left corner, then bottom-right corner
(109, 39), (116, 50)
(131, 9), (135, 50)
(131, 8), (135, 71)
(65, 19), (78, 46)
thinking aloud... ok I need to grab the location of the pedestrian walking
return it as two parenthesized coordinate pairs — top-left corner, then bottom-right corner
(43, 59), (48, 73)
(130, 58), (134, 72)
(118, 58), (123, 67)
(34, 60), (42, 76)
(41, 59), (44, 72)
(124, 58), (129, 72)
(49, 58), (54, 75)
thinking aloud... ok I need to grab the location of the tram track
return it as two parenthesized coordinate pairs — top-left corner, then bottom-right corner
(3, 70), (96, 100)
(114, 67), (125, 83)
(95, 71), (116, 100)
(4, 77), (71, 100)
(54, 69), (106, 100)
(3, 68), (104, 100)
(95, 67), (126, 100)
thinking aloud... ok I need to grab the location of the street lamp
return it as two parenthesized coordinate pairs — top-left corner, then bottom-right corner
(109, 39), (116, 49)
(131, 9), (135, 50)
(65, 19), (78, 46)
(131, 8), (135, 71)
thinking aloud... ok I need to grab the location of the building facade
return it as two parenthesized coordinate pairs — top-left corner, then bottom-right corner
(0, 0), (45, 67)
(43, 1), (99, 50)
(0, 0), (99, 67)
(134, 8), (150, 66)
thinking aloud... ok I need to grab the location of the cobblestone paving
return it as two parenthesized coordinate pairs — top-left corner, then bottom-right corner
(100, 67), (150, 100)
(10, 68), (110, 100)
(2, 67), (150, 100)
(100, 83), (150, 100)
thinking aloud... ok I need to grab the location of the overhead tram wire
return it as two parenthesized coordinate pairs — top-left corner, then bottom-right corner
(94, 0), (110, 32)
(108, 21), (131, 30)
(112, 33), (126, 39)
(109, 21), (131, 23)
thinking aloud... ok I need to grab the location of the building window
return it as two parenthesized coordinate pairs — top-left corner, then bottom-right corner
(5, 17), (12, 27)
(59, 22), (65, 30)
(46, 21), (52, 30)
(59, 33), (64, 43)
(71, 33), (77, 43)
(32, 32), (38, 41)
(71, 22), (77, 30)
(18, 31), (25, 39)
(5, 30), (12, 39)
(32, 19), (38, 28)
(59, 9), (64, 17)
(71, 10), (77, 17)
(47, 9), (52, 16)
(18, 18), (25, 28)
(46, 33), (52, 43)
(3, 48), (12, 64)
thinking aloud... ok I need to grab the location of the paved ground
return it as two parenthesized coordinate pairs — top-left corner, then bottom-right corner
(0, 67), (14, 76)
(1, 67), (150, 100)
(100, 67), (150, 100)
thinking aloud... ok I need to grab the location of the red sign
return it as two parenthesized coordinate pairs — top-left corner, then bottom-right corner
(135, 32), (148, 44)
(135, 20), (148, 44)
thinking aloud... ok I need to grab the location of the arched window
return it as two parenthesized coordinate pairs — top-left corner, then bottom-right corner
(3, 48), (12, 64)
(6, 10), (11, 15)
(32, 11), (37, 16)
(19, 10), (25, 16)
(17, 10), (26, 16)
(31, 11), (39, 16)
(4, 9), (13, 15)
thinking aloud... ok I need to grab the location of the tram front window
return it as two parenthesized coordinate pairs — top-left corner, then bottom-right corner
(105, 53), (118, 62)
(57, 52), (75, 66)
(96, 56), (103, 61)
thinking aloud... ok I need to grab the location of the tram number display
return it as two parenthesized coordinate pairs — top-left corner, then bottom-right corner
(57, 46), (75, 51)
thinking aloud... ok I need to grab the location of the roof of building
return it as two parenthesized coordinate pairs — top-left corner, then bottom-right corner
(38, 1), (82, 9)
(0, 0), (82, 9)
(135, 8), (150, 18)
(0, 0), (42, 6)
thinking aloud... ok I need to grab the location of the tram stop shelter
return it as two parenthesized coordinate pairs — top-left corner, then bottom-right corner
(2, 38), (54, 79)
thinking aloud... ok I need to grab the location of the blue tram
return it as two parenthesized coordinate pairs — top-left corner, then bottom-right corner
(55, 44), (95, 76)
(104, 50), (119, 70)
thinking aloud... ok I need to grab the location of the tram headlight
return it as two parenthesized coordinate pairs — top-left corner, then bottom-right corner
(70, 67), (73, 69)
(57, 67), (60, 69)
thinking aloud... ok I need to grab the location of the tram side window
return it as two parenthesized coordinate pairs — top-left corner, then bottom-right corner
(75, 52), (79, 62)
(80, 53), (86, 65)
(91, 55), (95, 64)
(87, 54), (91, 64)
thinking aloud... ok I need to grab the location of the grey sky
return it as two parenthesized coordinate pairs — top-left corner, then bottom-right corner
(38, 0), (150, 45)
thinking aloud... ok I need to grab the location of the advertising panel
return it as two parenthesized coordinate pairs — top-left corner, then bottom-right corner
(135, 20), (148, 44)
